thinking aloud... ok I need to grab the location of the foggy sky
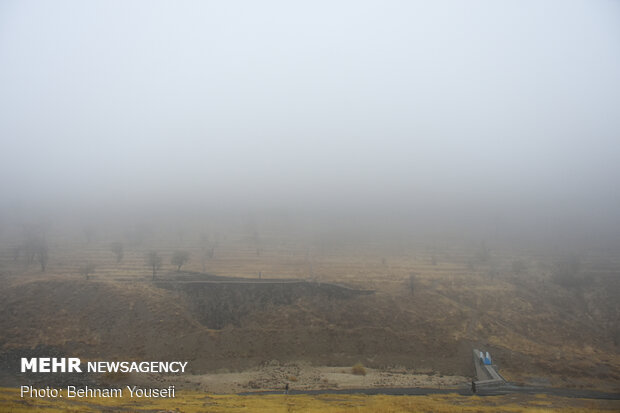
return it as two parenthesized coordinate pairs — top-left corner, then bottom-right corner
(1, 1), (619, 229)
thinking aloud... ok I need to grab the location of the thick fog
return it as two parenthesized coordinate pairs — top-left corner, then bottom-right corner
(1, 0), (619, 246)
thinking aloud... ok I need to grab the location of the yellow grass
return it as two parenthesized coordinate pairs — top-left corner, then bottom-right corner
(1, 388), (618, 412)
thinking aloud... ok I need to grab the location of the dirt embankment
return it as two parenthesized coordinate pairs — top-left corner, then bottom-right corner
(2, 270), (619, 392)
(155, 275), (373, 329)
(0, 274), (470, 379)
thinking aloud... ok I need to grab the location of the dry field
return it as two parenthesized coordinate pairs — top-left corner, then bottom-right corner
(1, 217), (619, 395)
(1, 387), (619, 413)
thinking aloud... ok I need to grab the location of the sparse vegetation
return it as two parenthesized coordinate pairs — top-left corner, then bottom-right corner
(408, 273), (416, 294)
(109, 242), (124, 264)
(79, 263), (95, 280)
(21, 223), (48, 267)
(1, 218), (619, 396)
(351, 362), (366, 376)
(35, 241), (48, 272)
(0, 388), (616, 412)
(201, 252), (207, 272)
(171, 250), (190, 272)
(2, 3), (619, 411)
(146, 250), (162, 279)
(475, 242), (490, 264)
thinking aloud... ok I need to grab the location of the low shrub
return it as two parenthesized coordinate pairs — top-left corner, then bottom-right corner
(351, 363), (366, 376)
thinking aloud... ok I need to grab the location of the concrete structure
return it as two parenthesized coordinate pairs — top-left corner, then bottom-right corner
(472, 349), (505, 388)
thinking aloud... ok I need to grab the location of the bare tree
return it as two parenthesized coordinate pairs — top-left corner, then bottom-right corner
(109, 242), (124, 264)
(200, 251), (207, 272)
(24, 243), (36, 265)
(408, 272), (416, 294)
(79, 263), (95, 280)
(23, 237), (38, 265)
(146, 251), (162, 279)
(22, 223), (48, 266)
(475, 242), (490, 263)
(199, 240), (216, 272)
(171, 250), (189, 272)
(35, 242), (49, 272)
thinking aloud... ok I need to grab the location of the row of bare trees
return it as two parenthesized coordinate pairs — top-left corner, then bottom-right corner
(75, 247), (190, 281)
(12, 225), (49, 272)
(109, 242), (192, 279)
(146, 250), (190, 279)
(10, 231), (193, 281)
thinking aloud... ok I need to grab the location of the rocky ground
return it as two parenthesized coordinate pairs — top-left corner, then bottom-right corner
(124, 361), (468, 394)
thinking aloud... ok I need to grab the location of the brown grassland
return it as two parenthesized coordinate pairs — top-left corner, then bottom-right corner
(1, 217), (619, 411)
(1, 388), (619, 412)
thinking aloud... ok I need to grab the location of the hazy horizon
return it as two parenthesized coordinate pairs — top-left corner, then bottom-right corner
(1, 0), (619, 246)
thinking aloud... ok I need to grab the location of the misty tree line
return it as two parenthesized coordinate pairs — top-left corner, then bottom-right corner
(12, 225), (49, 272)
(6, 222), (591, 293)
(414, 241), (589, 294)
(146, 250), (189, 279)
(2, 216), (264, 281)
(6, 223), (224, 280)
